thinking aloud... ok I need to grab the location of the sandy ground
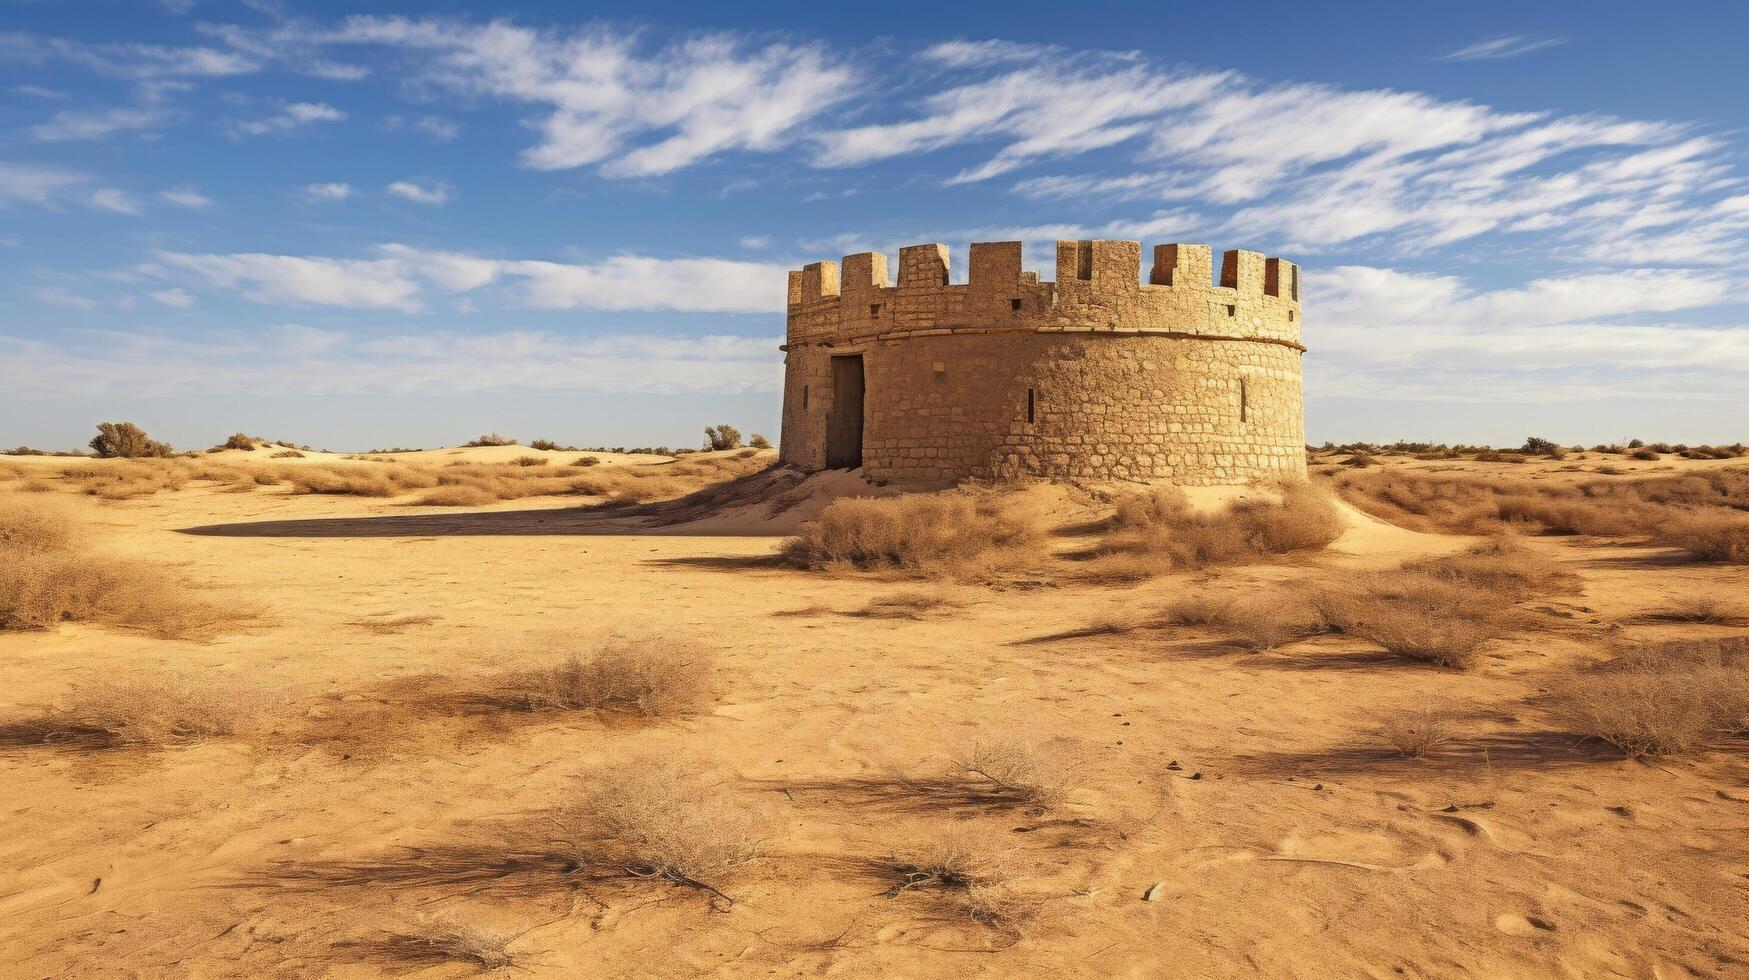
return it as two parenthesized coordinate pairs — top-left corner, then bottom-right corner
(1, 451), (1746, 978)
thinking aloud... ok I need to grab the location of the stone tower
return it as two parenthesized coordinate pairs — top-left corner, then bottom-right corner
(779, 239), (1305, 485)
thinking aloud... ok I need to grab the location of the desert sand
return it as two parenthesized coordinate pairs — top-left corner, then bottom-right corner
(1, 447), (1746, 978)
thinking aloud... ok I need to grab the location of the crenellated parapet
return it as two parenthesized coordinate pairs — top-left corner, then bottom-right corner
(785, 240), (1302, 351)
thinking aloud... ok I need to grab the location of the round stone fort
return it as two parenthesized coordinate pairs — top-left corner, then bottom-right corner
(779, 239), (1306, 486)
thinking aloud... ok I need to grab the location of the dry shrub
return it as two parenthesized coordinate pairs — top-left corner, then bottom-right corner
(288, 464), (437, 497)
(0, 496), (215, 637)
(1661, 514), (1749, 563)
(1546, 638), (1748, 756)
(572, 455), (601, 467)
(703, 424), (743, 451)
(89, 421), (172, 458)
(782, 489), (1046, 579)
(1318, 573), (1511, 668)
(1334, 466), (1749, 540)
(61, 460), (191, 500)
(884, 829), (1027, 929)
(1547, 671), (1717, 757)
(463, 433), (518, 447)
(852, 587), (967, 619)
(1635, 595), (1749, 625)
(1376, 708), (1458, 758)
(562, 758), (765, 902)
(37, 675), (279, 746)
(1161, 590), (1329, 651)
(220, 433), (258, 450)
(512, 642), (712, 716)
(0, 497), (72, 551)
(511, 455), (548, 467)
(1403, 537), (1576, 600)
(1158, 593), (1231, 627)
(23, 449), (769, 508)
(413, 485), (497, 507)
(362, 921), (519, 971)
(271, 450), (305, 459)
(1100, 482), (1343, 573)
(952, 736), (1085, 809)
(1492, 495), (1641, 536)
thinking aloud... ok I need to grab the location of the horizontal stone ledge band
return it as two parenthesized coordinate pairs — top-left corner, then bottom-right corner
(781, 324), (1307, 353)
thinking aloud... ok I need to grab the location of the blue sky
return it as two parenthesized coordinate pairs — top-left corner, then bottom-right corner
(3, 0), (1747, 452)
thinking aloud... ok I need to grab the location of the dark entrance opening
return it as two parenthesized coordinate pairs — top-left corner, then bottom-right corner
(827, 354), (864, 468)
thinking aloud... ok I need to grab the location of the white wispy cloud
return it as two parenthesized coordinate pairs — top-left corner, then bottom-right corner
(232, 101), (345, 137)
(147, 245), (791, 314)
(26, 105), (171, 141)
(0, 327), (782, 398)
(12, 84), (69, 99)
(919, 39), (1065, 68)
(89, 188), (143, 215)
(384, 114), (459, 141)
(1308, 265), (1749, 400)
(159, 187), (213, 208)
(42, 16), (1728, 271)
(32, 286), (99, 310)
(1439, 35), (1568, 62)
(386, 180), (449, 205)
(0, 31), (258, 78)
(287, 17), (857, 176)
(0, 162), (87, 205)
(149, 288), (196, 308)
(152, 251), (424, 311)
(304, 181), (352, 201)
(813, 58), (1227, 183)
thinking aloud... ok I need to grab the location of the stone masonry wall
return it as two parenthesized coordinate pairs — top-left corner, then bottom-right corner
(780, 239), (1305, 485)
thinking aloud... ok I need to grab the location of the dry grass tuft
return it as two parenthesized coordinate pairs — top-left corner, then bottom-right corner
(412, 485), (498, 507)
(1403, 537), (1577, 600)
(288, 465), (433, 497)
(362, 921), (519, 971)
(348, 614), (441, 634)
(882, 829), (1029, 929)
(17, 446), (770, 507)
(850, 587), (968, 620)
(1376, 708), (1458, 758)
(1161, 590), (1329, 651)
(511, 641), (713, 716)
(29, 675), (281, 747)
(1333, 466), (1749, 541)
(0, 496), (219, 637)
(1634, 595), (1749, 625)
(1546, 639), (1749, 756)
(560, 758), (765, 904)
(951, 736), (1085, 810)
(782, 488), (1047, 579)
(1547, 671), (1716, 757)
(1098, 482), (1343, 574)
(1662, 514), (1749, 563)
(1318, 573), (1505, 668)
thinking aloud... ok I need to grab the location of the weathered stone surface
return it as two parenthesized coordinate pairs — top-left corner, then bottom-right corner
(779, 239), (1305, 486)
